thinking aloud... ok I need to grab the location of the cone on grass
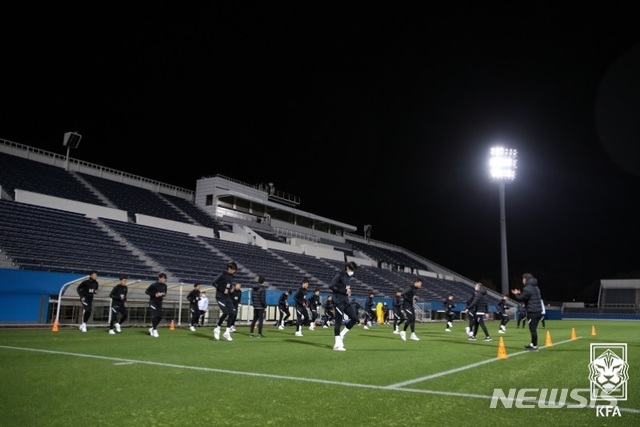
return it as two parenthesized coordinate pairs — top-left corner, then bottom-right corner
(170, 320), (175, 331)
(51, 319), (59, 332)
(591, 325), (597, 336)
(570, 327), (577, 340)
(497, 336), (508, 359)
(545, 330), (553, 347)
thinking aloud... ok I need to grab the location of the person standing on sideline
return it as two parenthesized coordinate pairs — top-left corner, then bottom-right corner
(350, 298), (363, 324)
(277, 289), (291, 329)
(250, 276), (267, 337)
(443, 294), (456, 332)
(186, 283), (202, 332)
(540, 299), (546, 328)
(516, 302), (527, 328)
(497, 294), (510, 334)
(293, 278), (310, 336)
(330, 261), (359, 351)
(308, 288), (321, 330)
(363, 291), (375, 329)
(382, 302), (389, 324)
(511, 273), (544, 351)
(145, 272), (167, 338)
(198, 291), (209, 326)
(399, 277), (422, 341)
(229, 282), (242, 332)
(466, 282), (492, 342)
(212, 262), (238, 341)
(392, 290), (406, 334)
(108, 276), (128, 334)
(77, 270), (99, 333)
(322, 295), (334, 327)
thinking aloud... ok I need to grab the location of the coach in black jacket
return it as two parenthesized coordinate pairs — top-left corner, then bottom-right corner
(511, 273), (543, 351)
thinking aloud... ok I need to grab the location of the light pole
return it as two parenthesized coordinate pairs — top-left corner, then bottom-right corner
(489, 146), (517, 295)
(63, 132), (82, 171)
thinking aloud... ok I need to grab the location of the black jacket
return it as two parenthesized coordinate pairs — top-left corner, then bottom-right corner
(213, 271), (235, 300)
(187, 289), (201, 306)
(467, 287), (489, 314)
(77, 278), (99, 301)
(251, 285), (266, 309)
(109, 284), (127, 306)
(513, 277), (543, 314)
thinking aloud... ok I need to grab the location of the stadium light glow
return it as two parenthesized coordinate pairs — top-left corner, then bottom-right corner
(489, 146), (517, 295)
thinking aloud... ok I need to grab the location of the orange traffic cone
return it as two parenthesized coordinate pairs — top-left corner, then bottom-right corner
(497, 336), (508, 359)
(52, 319), (59, 332)
(591, 325), (597, 336)
(170, 320), (175, 331)
(545, 330), (553, 347)
(570, 327), (577, 340)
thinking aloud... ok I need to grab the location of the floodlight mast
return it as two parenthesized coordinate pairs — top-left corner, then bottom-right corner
(489, 146), (517, 296)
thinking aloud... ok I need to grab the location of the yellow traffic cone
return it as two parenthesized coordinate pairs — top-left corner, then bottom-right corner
(570, 327), (577, 340)
(591, 325), (597, 336)
(170, 320), (175, 331)
(545, 330), (553, 347)
(52, 319), (59, 332)
(497, 336), (508, 359)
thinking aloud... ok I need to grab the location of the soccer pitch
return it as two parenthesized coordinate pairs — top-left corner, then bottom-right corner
(0, 320), (637, 426)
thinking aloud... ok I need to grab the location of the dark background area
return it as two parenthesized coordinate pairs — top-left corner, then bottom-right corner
(2, 3), (639, 302)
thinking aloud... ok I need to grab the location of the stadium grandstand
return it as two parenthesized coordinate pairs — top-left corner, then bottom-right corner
(12, 136), (635, 329)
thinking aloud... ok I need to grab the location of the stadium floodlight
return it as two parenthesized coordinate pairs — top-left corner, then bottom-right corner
(63, 131), (82, 171)
(489, 146), (517, 295)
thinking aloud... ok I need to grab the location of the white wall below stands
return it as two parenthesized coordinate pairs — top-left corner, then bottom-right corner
(135, 214), (215, 237)
(15, 189), (128, 221)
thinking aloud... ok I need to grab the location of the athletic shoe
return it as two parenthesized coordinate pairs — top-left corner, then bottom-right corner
(257, 334), (264, 338)
(309, 325), (315, 331)
(333, 344), (346, 351)
(108, 329), (116, 335)
(363, 325), (369, 330)
(79, 323), (87, 333)
(115, 323), (121, 333)
(277, 325), (285, 330)
(484, 337), (492, 342)
(500, 325), (506, 331)
(498, 329), (505, 334)
(447, 322), (452, 328)
(152, 329), (159, 338)
(393, 329), (400, 334)
(295, 331), (303, 337)
(189, 326), (196, 332)
(223, 330), (233, 341)
(524, 344), (539, 351)
(323, 325), (328, 328)
(465, 326), (470, 336)
(468, 336), (477, 341)
(214, 326), (220, 340)
(148, 327), (154, 336)
(445, 328), (451, 332)
(400, 331), (406, 341)
(410, 333), (420, 341)
(229, 326), (236, 333)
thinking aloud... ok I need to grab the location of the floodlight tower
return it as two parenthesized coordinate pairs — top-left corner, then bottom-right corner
(489, 146), (517, 296)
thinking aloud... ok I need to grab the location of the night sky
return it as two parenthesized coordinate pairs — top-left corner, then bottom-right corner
(2, 3), (639, 302)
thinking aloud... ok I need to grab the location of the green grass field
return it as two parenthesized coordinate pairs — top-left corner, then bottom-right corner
(0, 319), (638, 426)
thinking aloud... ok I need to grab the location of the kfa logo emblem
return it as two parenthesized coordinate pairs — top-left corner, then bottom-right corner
(589, 343), (628, 402)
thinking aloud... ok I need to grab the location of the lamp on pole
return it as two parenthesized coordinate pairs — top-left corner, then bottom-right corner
(489, 146), (517, 295)
(63, 132), (82, 171)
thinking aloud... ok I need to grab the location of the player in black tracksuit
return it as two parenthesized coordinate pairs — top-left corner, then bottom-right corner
(363, 292), (375, 328)
(108, 276), (128, 334)
(277, 290), (291, 328)
(464, 290), (476, 337)
(497, 295), (510, 334)
(294, 278), (310, 336)
(330, 261), (359, 351)
(399, 277), (423, 341)
(212, 262), (238, 341)
(250, 276), (267, 337)
(186, 283), (202, 331)
(145, 272), (168, 337)
(308, 289), (321, 330)
(392, 290), (406, 334)
(466, 283), (491, 341)
(77, 270), (99, 333)
(322, 296), (335, 326)
(511, 273), (544, 350)
(443, 294), (456, 332)
(516, 303), (527, 328)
